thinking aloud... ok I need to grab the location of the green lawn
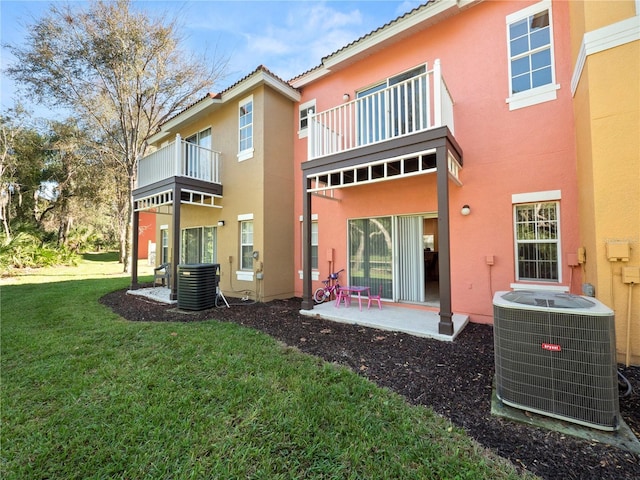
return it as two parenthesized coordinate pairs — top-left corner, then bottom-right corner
(1, 254), (534, 479)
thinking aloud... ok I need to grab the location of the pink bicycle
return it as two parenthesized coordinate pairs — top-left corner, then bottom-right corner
(313, 269), (344, 304)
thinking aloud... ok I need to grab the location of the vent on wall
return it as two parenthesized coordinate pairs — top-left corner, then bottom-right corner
(493, 290), (619, 431)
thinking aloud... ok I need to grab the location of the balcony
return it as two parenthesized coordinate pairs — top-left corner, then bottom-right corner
(137, 134), (221, 190)
(307, 60), (454, 160)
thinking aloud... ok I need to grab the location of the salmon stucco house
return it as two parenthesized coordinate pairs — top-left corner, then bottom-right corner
(294, 0), (581, 336)
(131, 67), (300, 303)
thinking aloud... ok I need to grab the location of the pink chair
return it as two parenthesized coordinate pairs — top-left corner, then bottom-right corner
(335, 287), (351, 308)
(367, 285), (383, 310)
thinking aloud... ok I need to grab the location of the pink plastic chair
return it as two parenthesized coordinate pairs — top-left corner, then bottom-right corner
(367, 285), (383, 310)
(335, 287), (351, 308)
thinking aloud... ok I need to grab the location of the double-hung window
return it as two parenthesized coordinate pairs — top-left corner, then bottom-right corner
(506, 0), (558, 110)
(514, 201), (559, 282)
(240, 220), (254, 270)
(238, 96), (253, 161)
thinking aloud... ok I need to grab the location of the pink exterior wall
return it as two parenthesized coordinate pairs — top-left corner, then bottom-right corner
(293, 0), (579, 324)
(137, 211), (156, 260)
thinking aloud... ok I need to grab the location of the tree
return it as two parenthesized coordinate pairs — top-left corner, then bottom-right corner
(0, 108), (47, 243)
(7, 0), (227, 271)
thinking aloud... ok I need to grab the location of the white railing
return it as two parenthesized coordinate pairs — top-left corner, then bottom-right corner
(308, 59), (454, 160)
(137, 134), (221, 188)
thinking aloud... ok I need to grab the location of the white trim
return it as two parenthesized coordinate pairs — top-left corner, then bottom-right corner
(510, 283), (569, 292)
(160, 224), (169, 230)
(237, 213), (254, 221)
(505, 0), (558, 110)
(299, 213), (319, 221)
(571, 15), (640, 96)
(505, 0), (551, 24)
(506, 83), (560, 111)
(290, 0), (482, 88)
(512, 189), (561, 204)
(236, 271), (254, 281)
(237, 148), (254, 162)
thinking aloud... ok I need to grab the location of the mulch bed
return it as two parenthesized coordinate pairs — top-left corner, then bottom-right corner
(100, 291), (640, 480)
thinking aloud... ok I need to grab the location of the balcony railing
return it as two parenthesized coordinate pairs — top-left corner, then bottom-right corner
(137, 134), (221, 189)
(308, 59), (454, 160)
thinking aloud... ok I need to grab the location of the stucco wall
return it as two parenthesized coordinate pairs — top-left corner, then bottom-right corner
(293, 0), (580, 323)
(571, 0), (640, 364)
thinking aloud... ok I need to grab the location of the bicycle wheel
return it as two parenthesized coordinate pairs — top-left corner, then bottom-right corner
(313, 287), (327, 304)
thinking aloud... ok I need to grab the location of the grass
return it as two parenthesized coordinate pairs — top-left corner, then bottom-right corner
(1, 254), (534, 479)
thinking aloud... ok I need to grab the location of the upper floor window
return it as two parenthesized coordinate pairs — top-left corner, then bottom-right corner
(238, 96), (253, 161)
(298, 100), (316, 138)
(506, 0), (558, 110)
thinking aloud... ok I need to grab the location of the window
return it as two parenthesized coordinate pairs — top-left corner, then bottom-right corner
(356, 65), (426, 144)
(160, 227), (169, 264)
(514, 202), (559, 281)
(298, 100), (316, 138)
(348, 217), (393, 298)
(240, 220), (253, 270)
(310, 221), (318, 269)
(238, 96), (253, 160)
(185, 128), (212, 179)
(506, 0), (558, 110)
(180, 226), (216, 264)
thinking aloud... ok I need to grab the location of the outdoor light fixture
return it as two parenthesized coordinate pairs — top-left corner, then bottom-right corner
(217, 220), (225, 227)
(461, 205), (471, 216)
(343, 93), (350, 102)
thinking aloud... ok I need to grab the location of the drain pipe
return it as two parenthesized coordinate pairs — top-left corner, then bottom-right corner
(626, 282), (634, 367)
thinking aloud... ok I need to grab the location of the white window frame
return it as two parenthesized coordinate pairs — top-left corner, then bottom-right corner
(512, 191), (562, 285)
(238, 95), (254, 161)
(298, 100), (316, 139)
(160, 225), (169, 264)
(180, 225), (217, 264)
(505, 0), (560, 111)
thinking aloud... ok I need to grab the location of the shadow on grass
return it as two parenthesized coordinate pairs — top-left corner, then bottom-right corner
(82, 251), (120, 262)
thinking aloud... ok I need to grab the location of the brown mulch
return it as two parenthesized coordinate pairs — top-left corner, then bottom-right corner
(100, 291), (640, 480)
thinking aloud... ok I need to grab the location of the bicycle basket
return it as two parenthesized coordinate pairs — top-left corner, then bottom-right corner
(330, 273), (339, 280)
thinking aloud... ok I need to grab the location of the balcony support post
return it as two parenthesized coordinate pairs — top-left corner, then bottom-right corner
(170, 186), (180, 301)
(130, 208), (140, 290)
(436, 143), (454, 335)
(301, 174), (314, 310)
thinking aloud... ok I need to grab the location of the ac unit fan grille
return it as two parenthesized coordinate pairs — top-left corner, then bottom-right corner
(494, 303), (619, 431)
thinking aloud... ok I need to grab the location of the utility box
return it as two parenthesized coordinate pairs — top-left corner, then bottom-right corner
(606, 242), (630, 262)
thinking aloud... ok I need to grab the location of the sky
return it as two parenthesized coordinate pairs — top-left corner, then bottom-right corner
(0, 0), (423, 120)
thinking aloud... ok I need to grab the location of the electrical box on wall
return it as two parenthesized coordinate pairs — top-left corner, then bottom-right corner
(622, 267), (640, 284)
(606, 242), (630, 262)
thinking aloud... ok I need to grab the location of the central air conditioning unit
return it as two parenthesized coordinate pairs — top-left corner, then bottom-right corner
(177, 263), (219, 311)
(493, 290), (619, 431)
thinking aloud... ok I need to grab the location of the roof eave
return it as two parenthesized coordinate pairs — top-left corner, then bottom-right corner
(291, 0), (481, 88)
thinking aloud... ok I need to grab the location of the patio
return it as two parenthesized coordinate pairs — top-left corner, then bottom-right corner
(301, 300), (469, 342)
(127, 287), (469, 341)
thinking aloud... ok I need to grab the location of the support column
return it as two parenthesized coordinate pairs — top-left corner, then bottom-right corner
(170, 187), (181, 301)
(301, 175), (314, 310)
(131, 208), (140, 290)
(436, 145), (454, 335)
